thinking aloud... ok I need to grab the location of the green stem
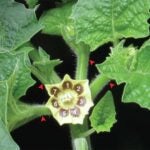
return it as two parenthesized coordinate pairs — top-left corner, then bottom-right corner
(70, 120), (91, 150)
(79, 128), (95, 138)
(75, 49), (90, 79)
(90, 74), (110, 100)
(70, 48), (92, 150)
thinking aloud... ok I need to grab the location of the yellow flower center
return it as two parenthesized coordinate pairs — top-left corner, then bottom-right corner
(58, 90), (78, 109)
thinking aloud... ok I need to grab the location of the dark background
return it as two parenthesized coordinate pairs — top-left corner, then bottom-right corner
(12, 0), (150, 150)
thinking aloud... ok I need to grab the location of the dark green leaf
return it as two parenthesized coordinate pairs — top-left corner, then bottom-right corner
(0, 118), (19, 150)
(0, 47), (35, 99)
(0, 0), (42, 51)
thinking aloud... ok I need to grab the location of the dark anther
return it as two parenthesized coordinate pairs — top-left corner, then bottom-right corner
(59, 109), (69, 117)
(51, 99), (59, 108)
(62, 81), (73, 89)
(77, 96), (86, 106)
(50, 87), (60, 96)
(70, 107), (80, 117)
(74, 84), (83, 94)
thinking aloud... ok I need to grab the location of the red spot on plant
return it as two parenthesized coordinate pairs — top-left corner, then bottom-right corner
(41, 116), (46, 122)
(109, 82), (116, 89)
(89, 59), (95, 65)
(38, 84), (44, 90)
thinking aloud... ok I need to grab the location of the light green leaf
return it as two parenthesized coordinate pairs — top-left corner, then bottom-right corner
(90, 91), (116, 133)
(0, 0), (42, 51)
(29, 47), (62, 84)
(0, 118), (19, 150)
(97, 41), (150, 109)
(71, 0), (150, 50)
(39, 2), (74, 35)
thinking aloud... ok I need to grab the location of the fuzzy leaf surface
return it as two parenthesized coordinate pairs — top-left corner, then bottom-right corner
(39, 2), (74, 35)
(0, 0), (42, 51)
(71, 0), (150, 50)
(0, 47), (35, 99)
(97, 41), (150, 109)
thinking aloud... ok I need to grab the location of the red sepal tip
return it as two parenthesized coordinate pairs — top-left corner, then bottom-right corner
(38, 84), (44, 90)
(109, 83), (116, 89)
(41, 116), (46, 122)
(89, 59), (95, 65)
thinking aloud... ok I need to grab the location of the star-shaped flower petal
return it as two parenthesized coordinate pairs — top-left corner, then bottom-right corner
(45, 74), (93, 125)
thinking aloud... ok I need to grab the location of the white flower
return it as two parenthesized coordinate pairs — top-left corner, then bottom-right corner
(45, 74), (93, 125)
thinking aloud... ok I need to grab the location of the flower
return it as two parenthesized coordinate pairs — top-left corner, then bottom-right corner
(45, 74), (93, 125)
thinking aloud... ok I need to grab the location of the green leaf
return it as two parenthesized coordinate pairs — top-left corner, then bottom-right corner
(71, 0), (150, 50)
(97, 41), (150, 109)
(0, 47), (35, 99)
(0, 47), (51, 149)
(0, 0), (42, 51)
(0, 81), (8, 125)
(0, 118), (19, 150)
(90, 91), (116, 133)
(29, 47), (62, 84)
(39, 2), (74, 35)
(26, 0), (38, 8)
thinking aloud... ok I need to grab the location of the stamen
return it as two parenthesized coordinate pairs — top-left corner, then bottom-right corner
(70, 107), (80, 117)
(51, 99), (59, 108)
(50, 87), (60, 96)
(74, 84), (83, 94)
(77, 96), (86, 106)
(59, 109), (69, 117)
(62, 81), (73, 89)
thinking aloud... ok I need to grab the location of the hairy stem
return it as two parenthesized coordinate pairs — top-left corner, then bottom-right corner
(70, 47), (92, 150)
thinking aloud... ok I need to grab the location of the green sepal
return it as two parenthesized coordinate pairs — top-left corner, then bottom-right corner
(29, 47), (62, 84)
(90, 91), (116, 133)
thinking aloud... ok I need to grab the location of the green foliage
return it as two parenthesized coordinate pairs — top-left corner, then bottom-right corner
(26, 0), (38, 8)
(29, 47), (62, 83)
(90, 91), (116, 133)
(40, 2), (74, 35)
(0, 118), (19, 150)
(0, 47), (35, 99)
(0, 0), (42, 51)
(71, 0), (150, 50)
(0, 0), (150, 150)
(97, 41), (150, 109)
